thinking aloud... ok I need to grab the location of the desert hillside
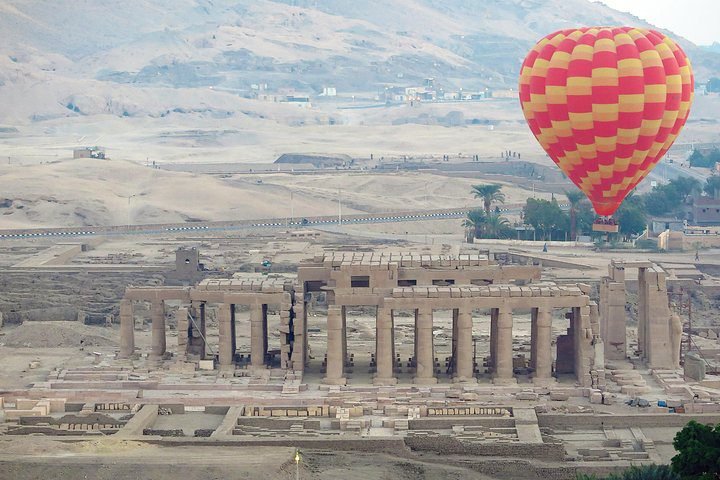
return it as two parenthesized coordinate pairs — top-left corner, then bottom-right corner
(1, 0), (717, 126)
(1, 1), (719, 228)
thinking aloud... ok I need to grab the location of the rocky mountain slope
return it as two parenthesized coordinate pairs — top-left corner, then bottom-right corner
(1, 0), (718, 124)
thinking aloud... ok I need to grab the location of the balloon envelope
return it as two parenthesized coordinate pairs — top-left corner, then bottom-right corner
(519, 27), (694, 216)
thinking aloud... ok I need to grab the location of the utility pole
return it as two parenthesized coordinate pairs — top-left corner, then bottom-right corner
(290, 190), (294, 224)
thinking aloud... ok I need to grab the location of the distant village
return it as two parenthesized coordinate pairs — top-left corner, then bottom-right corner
(245, 77), (516, 107)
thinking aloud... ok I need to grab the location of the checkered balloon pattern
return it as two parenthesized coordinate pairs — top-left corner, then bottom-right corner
(519, 27), (694, 216)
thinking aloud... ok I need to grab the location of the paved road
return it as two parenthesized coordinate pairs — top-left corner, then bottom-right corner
(0, 208), (473, 241)
(0, 201), (572, 241)
(653, 160), (709, 184)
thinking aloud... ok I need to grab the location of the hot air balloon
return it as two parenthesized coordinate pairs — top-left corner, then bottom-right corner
(519, 27), (694, 233)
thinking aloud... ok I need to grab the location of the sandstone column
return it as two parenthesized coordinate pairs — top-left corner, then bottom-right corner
(641, 267), (674, 369)
(454, 308), (475, 382)
(451, 308), (459, 374)
(530, 308), (538, 370)
(414, 308), (437, 384)
(600, 264), (627, 360)
(324, 305), (346, 384)
(218, 303), (234, 367)
(493, 303), (516, 384)
(341, 306), (348, 372)
(150, 299), (166, 359)
(489, 308), (498, 373)
(230, 304), (237, 358)
(199, 302), (207, 359)
(533, 306), (555, 384)
(374, 307), (396, 385)
(118, 299), (134, 359)
(250, 303), (267, 368)
(290, 292), (308, 371)
(176, 306), (189, 351)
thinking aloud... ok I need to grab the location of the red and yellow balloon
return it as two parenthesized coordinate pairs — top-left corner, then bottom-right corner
(519, 27), (694, 216)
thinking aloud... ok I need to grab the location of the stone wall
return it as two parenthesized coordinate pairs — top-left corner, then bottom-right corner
(403, 435), (566, 460)
(538, 413), (720, 428)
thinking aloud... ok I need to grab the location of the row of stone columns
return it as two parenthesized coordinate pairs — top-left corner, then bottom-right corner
(119, 300), (270, 369)
(118, 298), (568, 383)
(323, 304), (557, 385)
(218, 303), (268, 368)
(119, 298), (170, 360)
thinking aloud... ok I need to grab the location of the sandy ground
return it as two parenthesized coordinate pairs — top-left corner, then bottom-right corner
(0, 156), (550, 229)
(0, 440), (497, 480)
(1, 94), (717, 230)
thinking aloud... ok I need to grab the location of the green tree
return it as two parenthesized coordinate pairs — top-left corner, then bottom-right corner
(642, 178), (697, 217)
(463, 209), (486, 239)
(689, 149), (720, 169)
(523, 198), (567, 240)
(689, 149), (709, 168)
(471, 184), (505, 215)
(617, 197), (647, 238)
(704, 176), (720, 199)
(575, 203), (597, 237)
(565, 189), (586, 240)
(484, 213), (512, 239)
(463, 210), (512, 239)
(671, 420), (720, 480)
(673, 177), (702, 198)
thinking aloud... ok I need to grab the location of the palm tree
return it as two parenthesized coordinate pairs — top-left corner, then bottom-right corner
(472, 184), (505, 215)
(462, 209), (486, 239)
(484, 213), (510, 238)
(565, 189), (585, 241)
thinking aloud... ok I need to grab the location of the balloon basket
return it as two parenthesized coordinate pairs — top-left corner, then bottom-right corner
(592, 222), (619, 233)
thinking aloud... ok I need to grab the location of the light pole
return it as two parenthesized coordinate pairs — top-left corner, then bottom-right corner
(127, 194), (137, 228)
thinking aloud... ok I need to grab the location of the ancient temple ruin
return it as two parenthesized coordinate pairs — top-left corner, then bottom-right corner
(114, 252), (651, 388)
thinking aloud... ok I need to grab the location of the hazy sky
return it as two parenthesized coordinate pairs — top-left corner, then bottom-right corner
(594, 0), (719, 45)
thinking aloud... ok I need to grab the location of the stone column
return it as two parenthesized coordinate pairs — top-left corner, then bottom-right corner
(575, 304), (595, 388)
(493, 302), (516, 384)
(489, 308), (498, 373)
(600, 265), (627, 360)
(341, 306), (348, 372)
(374, 307), (396, 385)
(451, 308), (459, 374)
(150, 299), (166, 359)
(176, 307), (189, 351)
(641, 267), (674, 369)
(533, 306), (555, 384)
(250, 303), (267, 368)
(637, 268), (648, 358)
(324, 305), (346, 384)
(454, 308), (475, 382)
(414, 308), (437, 384)
(118, 299), (134, 358)
(230, 305), (237, 358)
(290, 292), (308, 371)
(218, 303), (234, 367)
(197, 303), (207, 359)
(530, 308), (538, 370)
(263, 304), (269, 360)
